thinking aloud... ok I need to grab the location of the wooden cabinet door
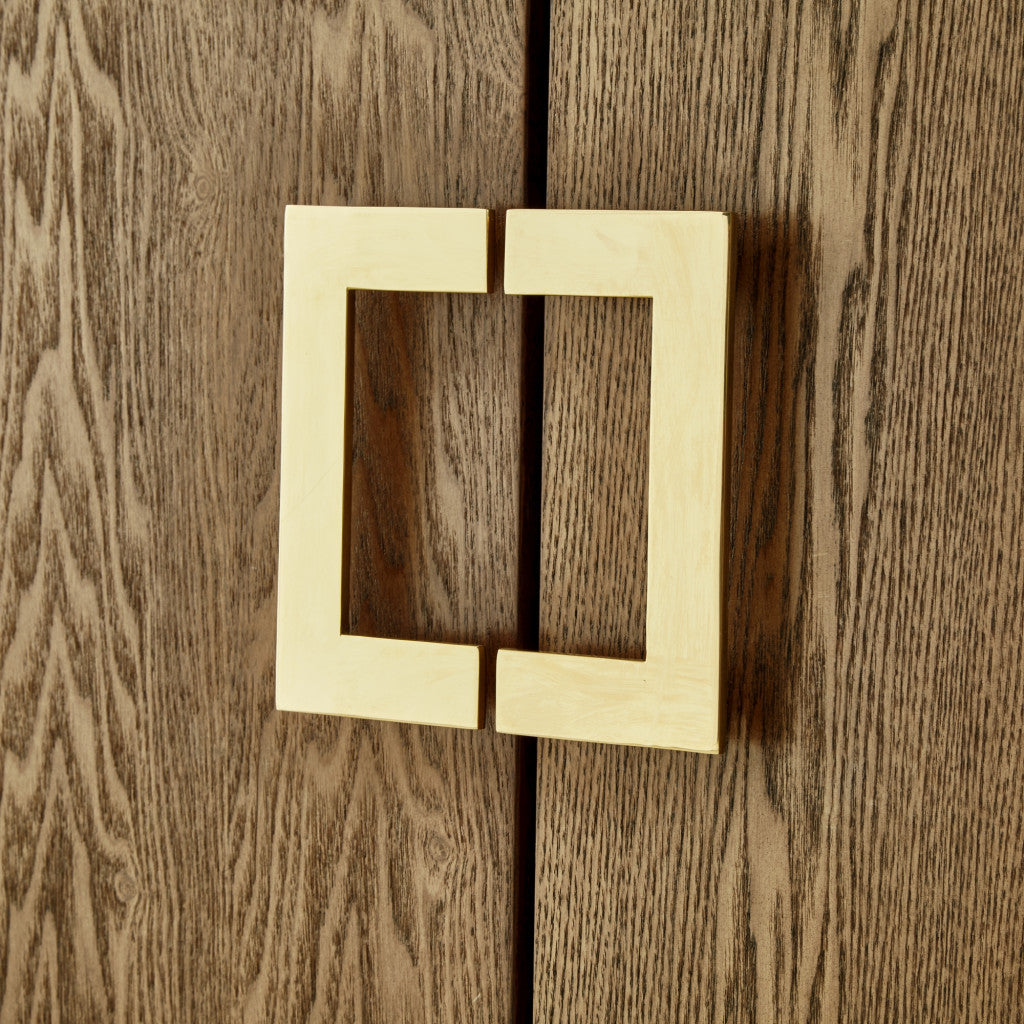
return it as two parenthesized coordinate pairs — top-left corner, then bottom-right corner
(533, 1), (1024, 1021)
(0, 3), (531, 1021)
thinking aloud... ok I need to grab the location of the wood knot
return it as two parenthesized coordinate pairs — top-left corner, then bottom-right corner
(113, 869), (139, 904)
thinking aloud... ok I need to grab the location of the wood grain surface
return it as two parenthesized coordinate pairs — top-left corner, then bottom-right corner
(535, 1), (1024, 1022)
(0, 1), (527, 1021)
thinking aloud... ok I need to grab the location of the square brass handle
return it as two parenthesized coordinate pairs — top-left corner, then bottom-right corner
(275, 206), (731, 753)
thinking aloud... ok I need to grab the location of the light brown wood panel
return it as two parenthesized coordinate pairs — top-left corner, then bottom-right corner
(0, 1), (527, 1021)
(536, 1), (1024, 1021)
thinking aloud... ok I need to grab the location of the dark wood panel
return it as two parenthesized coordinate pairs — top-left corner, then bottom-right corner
(536, 1), (1024, 1021)
(0, 1), (527, 1020)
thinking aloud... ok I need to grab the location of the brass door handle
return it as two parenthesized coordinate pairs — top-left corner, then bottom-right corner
(276, 206), (489, 730)
(275, 206), (731, 753)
